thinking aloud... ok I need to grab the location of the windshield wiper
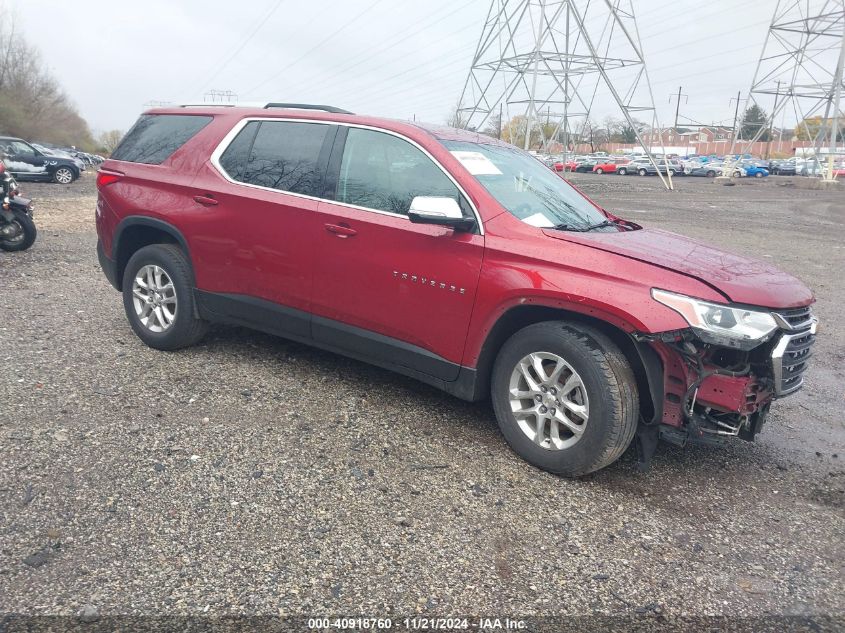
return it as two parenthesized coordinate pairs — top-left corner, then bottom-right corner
(581, 220), (616, 231)
(553, 220), (616, 232)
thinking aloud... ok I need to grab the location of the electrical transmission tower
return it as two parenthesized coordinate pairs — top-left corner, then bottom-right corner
(204, 89), (239, 103)
(727, 0), (845, 180)
(457, 0), (673, 189)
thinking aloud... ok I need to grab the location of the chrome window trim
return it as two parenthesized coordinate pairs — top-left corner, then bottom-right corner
(208, 117), (484, 235)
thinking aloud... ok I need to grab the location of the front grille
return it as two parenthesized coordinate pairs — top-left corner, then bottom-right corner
(774, 306), (814, 330)
(771, 313), (817, 396)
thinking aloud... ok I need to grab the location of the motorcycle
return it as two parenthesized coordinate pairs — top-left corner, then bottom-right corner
(0, 158), (36, 251)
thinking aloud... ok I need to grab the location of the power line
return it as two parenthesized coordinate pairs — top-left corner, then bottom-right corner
(325, 8), (771, 112)
(282, 0), (479, 95)
(283, 1), (668, 109)
(193, 0), (286, 95)
(341, 29), (768, 120)
(366, 48), (765, 128)
(243, 0), (388, 97)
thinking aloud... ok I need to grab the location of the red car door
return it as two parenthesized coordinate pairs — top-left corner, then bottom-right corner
(188, 120), (335, 336)
(311, 126), (484, 380)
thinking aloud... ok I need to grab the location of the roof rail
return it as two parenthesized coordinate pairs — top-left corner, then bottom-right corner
(176, 102), (267, 108)
(264, 103), (354, 114)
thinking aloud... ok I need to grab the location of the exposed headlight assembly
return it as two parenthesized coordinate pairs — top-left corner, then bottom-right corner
(651, 289), (778, 350)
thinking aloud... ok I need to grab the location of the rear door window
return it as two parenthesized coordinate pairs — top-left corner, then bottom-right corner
(223, 121), (330, 197)
(111, 114), (212, 165)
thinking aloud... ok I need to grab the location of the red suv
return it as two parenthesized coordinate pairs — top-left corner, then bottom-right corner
(95, 103), (816, 476)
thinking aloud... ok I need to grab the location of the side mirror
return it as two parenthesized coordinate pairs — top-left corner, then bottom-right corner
(408, 196), (475, 232)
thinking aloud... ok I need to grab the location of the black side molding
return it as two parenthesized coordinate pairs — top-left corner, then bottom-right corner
(193, 290), (480, 401)
(196, 291), (310, 341)
(312, 316), (459, 382)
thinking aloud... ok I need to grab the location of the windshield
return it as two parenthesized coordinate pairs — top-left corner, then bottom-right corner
(443, 141), (613, 231)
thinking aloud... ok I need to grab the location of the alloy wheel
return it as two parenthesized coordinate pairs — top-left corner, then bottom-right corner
(508, 351), (590, 450)
(132, 264), (177, 333)
(55, 168), (73, 184)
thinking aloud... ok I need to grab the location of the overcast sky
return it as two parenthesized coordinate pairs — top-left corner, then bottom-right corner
(9, 0), (791, 135)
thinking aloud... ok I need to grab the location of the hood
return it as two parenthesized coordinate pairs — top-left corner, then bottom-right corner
(542, 227), (813, 309)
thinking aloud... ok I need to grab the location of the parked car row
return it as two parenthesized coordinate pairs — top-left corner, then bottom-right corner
(546, 154), (687, 177)
(768, 157), (831, 177)
(34, 142), (104, 169)
(0, 136), (102, 184)
(539, 151), (839, 179)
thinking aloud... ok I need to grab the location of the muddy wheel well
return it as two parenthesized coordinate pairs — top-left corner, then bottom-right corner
(473, 305), (656, 422)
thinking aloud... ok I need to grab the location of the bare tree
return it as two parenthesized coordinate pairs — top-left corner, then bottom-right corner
(98, 130), (124, 154)
(481, 111), (502, 139)
(0, 5), (95, 149)
(446, 100), (469, 129)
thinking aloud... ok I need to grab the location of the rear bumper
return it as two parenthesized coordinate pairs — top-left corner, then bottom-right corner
(97, 239), (120, 290)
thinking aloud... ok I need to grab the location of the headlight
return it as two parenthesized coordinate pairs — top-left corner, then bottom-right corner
(651, 289), (778, 350)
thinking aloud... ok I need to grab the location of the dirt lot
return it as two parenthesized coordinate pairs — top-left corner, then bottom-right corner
(1, 172), (843, 624)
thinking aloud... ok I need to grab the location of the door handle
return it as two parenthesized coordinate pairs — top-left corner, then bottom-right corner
(193, 194), (219, 207)
(325, 223), (357, 238)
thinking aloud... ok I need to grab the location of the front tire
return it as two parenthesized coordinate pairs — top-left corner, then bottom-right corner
(638, 168), (647, 176)
(122, 244), (208, 350)
(617, 168), (627, 175)
(491, 322), (638, 477)
(53, 167), (76, 184)
(596, 168), (604, 174)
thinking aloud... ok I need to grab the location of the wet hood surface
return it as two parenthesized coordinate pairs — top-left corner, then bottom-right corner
(543, 227), (814, 309)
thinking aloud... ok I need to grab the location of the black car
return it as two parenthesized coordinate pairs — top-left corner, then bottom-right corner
(0, 136), (80, 184)
(573, 158), (597, 172)
(769, 160), (797, 176)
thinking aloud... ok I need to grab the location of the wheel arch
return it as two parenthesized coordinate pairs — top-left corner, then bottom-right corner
(465, 304), (660, 424)
(112, 216), (189, 291)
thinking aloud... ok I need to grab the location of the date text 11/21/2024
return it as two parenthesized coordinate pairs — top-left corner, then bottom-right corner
(306, 617), (527, 630)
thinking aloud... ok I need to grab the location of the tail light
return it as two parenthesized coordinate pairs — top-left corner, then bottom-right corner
(96, 170), (124, 188)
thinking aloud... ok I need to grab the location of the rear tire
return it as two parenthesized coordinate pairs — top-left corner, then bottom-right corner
(122, 244), (208, 350)
(53, 167), (76, 184)
(0, 209), (36, 251)
(706, 170), (716, 178)
(638, 168), (647, 176)
(491, 321), (639, 477)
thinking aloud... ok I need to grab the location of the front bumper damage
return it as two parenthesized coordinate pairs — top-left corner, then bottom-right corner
(634, 306), (817, 468)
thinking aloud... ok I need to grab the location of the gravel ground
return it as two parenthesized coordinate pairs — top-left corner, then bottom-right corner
(1, 172), (843, 624)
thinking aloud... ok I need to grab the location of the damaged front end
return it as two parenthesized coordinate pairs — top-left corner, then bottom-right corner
(634, 291), (817, 468)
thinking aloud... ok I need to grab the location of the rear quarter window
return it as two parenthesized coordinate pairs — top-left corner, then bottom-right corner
(111, 114), (212, 165)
